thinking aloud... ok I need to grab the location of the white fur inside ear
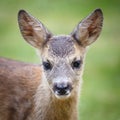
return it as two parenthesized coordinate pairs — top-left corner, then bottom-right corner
(28, 21), (34, 25)
(29, 40), (37, 47)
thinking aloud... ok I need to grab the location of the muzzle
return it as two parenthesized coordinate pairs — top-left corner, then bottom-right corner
(53, 81), (72, 98)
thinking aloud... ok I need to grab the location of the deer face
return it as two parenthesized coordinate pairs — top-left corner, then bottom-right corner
(41, 35), (86, 99)
(18, 9), (103, 99)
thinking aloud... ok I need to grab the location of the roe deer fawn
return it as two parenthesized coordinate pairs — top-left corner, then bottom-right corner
(0, 9), (103, 120)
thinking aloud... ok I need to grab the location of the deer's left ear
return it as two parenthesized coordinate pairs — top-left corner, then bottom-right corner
(71, 9), (103, 47)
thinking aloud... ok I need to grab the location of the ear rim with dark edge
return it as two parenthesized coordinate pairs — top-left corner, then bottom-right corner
(71, 8), (103, 47)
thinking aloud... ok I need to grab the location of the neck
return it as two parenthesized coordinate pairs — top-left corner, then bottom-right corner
(33, 80), (80, 120)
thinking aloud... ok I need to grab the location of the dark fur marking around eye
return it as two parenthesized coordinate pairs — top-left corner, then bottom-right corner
(72, 60), (81, 69)
(43, 61), (52, 70)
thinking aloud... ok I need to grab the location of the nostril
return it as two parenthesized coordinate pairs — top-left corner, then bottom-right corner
(53, 82), (72, 95)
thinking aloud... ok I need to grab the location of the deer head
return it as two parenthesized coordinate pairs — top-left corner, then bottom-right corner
(18, 9), (103, 99)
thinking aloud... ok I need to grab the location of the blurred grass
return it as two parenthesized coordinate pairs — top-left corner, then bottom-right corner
(0, 0), (120, 120)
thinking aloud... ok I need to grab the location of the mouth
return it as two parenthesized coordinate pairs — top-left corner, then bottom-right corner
(54, 91), (71, 99)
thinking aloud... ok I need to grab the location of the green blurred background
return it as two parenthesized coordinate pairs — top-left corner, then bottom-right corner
(0, 0), (120, 120)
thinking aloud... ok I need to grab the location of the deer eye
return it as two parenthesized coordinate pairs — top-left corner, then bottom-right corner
(72, 60), (81, 69)
(43, 61), (52, 70)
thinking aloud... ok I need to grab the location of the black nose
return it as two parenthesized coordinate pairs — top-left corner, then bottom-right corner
(53, 82), (72, 95)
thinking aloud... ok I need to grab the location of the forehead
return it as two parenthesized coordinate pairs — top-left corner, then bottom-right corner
(48, 35), (75, 57)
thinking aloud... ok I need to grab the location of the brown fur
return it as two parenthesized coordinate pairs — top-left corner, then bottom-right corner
(0, 58), (41, 120)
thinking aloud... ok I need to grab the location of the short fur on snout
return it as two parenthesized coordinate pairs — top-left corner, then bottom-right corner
(18, 9), (103, 100)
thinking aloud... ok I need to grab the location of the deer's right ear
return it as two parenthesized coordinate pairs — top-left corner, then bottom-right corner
(18, 10), (52, 48)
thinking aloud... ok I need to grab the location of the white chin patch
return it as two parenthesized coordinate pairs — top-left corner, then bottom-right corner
(54, 91), (71, 99)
